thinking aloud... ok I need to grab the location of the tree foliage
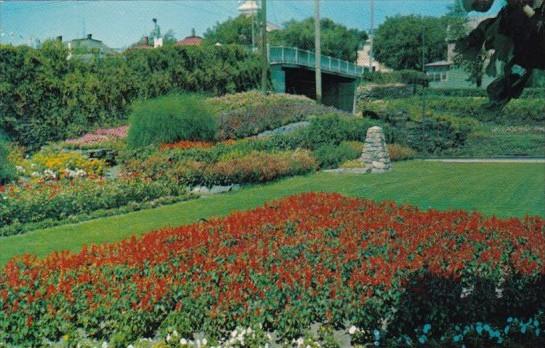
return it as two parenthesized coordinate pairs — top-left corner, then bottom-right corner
(203, 15), (368, 61)
(444, 1), (469, 42)
(373, 15), (448, 70)
(0, 42), (261, 149)
(203, 15), (256, 46)
(269, 17), (368, 61)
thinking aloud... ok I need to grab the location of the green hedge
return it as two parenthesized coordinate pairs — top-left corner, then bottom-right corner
(0, 135), (15, 185)
(0, 42), (261, 149)
(362, 69), (430, 86)
(423, 88), (545, 99)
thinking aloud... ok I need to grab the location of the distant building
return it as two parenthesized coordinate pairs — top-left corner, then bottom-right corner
(424, 17), (496, 89)
(357, 36), (391, 72)
(129, 36), (154, 50)
(176, 29), (203, 46)
(238, 0), (259, 16)
(238, 0), (279, 32)
(66, 34), (115, 60)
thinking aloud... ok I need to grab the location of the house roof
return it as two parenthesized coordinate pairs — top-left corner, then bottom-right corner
(176, 36), (203, 46)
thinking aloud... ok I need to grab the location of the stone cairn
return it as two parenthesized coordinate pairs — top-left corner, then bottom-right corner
(360, 126), (391, 173)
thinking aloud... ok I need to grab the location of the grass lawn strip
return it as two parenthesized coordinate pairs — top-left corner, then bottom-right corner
(0, 160), (543, 266)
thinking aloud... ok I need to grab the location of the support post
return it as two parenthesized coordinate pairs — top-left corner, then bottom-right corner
(261, 0), (268, 94)
(314, 0), (322, 103)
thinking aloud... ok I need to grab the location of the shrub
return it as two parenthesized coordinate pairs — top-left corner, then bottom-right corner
(360, 99), (473, 153)
(362, 69), (429, 86)
(211, 92), (349, 140)
(313, 142), (362, 169)
(387, 144), (417, 161)
(127, 94), (217, 148)
(362, 97), (545, 126)
(293, 115), (384, 150)
(420, 87), (545, 99)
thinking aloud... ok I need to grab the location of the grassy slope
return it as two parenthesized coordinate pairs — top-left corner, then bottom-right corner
(1, 161), (543, 266)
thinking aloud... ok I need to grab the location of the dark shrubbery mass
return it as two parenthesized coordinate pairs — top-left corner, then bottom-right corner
(0, 133), (15, 185)
(127, 94), (217, 148)
(0, 42), (260, 149)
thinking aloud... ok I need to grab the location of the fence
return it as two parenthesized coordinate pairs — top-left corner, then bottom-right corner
(268, 46), (365, 77)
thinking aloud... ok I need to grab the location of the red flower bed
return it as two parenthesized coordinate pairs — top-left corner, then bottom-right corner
(1, 193), (544, 346)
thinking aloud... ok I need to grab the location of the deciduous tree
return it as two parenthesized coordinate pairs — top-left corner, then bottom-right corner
(373, 15), (447, 70)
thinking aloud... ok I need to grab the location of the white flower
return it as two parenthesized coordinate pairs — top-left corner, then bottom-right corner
(460, 285), (474, 299)
(231, 330), (238, 338)
(166, 334), (172, 342)
(297, 337), (305, 346)
(127, 345), (134, 348)
(173, 330), (179, 337)
(495, 286), (504, 298)
(101, 342), (108, 348)
(180, 338), (188, 345)
(202, 338), (207, 346)
(348, 326), (358, 335)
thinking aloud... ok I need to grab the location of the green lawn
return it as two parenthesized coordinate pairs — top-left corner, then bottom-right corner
(1, 160), (543, 266)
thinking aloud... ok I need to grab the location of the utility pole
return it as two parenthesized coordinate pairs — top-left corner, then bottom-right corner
(421, 26), (426, 118)
(369, 0), (375, 72)
(314, 0), (322, 103)
(261, 0), (268, 94)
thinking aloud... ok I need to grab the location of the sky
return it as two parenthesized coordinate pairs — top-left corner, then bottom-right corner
(0, 0), (504, 49)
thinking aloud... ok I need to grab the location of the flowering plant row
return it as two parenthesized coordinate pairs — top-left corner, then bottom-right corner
(1, 193), (543, 347)
(0, 178), (187, 237)
(63, 126), (129, 149)
(123, 149), (317, 187)
(209, 91), (348, 140)
(9, 146), (106, 180)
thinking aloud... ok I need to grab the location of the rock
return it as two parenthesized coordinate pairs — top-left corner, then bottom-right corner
(191, 186), (211, 194)
(85, 148), (118, 165)
(257, 121), (310, 138)
(191, 184), (240, 195)
(105, 165), (122, 180)
(360, 126), (392, 174)
(210, 185), (234, 194)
